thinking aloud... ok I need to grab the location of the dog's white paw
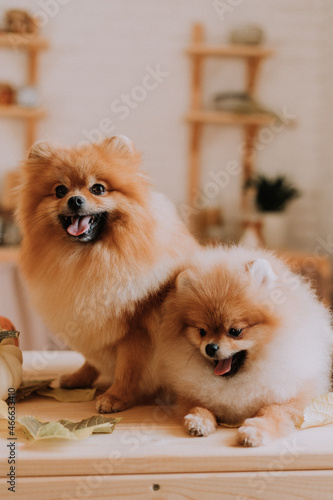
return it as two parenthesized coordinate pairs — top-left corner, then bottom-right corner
(184, 413), (216, 437)
(238, 418), (272, 447)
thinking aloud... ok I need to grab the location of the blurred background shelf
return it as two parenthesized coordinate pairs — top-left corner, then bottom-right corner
(185, 110), (275, 126)
(186, 23), (277, 211)
(0, 105), (47, 119)
(0, 33), (48, 50)
(186, 43), (274, 58)
(0, 32), (48, 151)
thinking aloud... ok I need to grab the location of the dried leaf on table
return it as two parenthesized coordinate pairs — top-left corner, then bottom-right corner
(218, 421), (241, 428)
(300, 392), (333, 429)
(18, 415), (121, 441)
(15, 379), (55, 401)
(36, 387), (97, 402)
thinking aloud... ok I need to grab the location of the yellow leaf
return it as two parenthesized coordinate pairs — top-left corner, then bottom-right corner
(17, 415), (121, 440)
(15, 379), (55, 401)
(36, 387), (96, 403)
(301, 392), (333, 429)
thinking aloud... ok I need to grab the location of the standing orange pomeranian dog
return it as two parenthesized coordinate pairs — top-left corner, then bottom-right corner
(16, 135), (198, 413)
(155, 246), (333, 446)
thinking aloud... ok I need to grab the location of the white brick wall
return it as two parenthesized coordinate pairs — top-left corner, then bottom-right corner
(0, 0), (332, 251)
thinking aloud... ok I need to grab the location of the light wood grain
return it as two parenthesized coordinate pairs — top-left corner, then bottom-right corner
(186, 44), (274, 58)
(0, 34), (49, 50)
(0, 351), (333, 482)
(2, 471), (333, 500)
(185, 110), (275, 126)
(0, 105), (47, 119)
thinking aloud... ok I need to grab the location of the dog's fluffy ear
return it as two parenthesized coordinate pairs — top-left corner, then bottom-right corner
(28, 141), (53, 160)
(100, 135), (135, 156)
(246, 258), (277, 289)
(176, 270), (195, 290)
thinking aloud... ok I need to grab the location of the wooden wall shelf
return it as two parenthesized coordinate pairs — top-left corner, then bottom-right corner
(0, 33), (49, 50)
(185, 23), (281, 219)
(0, 105), (47, 119)
(185, 110), (275, 126)
(0, 32), (49, 152)
(186, 44), (274, 58)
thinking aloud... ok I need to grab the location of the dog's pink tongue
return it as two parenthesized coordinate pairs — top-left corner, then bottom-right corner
(67, 216), (91, 236)
(214, 357), (232, 376)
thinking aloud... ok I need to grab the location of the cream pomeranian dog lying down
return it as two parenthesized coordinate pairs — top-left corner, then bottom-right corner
(15, 135), (198, 413)
(153, 246), (333, 446)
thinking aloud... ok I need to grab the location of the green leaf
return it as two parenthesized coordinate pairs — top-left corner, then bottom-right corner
(36, 387), (97, 403)
(15, 379), (55, 402)
(17, 415), (121, 440)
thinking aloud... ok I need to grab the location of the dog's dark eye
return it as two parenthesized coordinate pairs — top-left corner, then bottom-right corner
(90, 184), (105, 195)
(228, 328), (243, 338)
(199, 328), (207, 337)
(55, 185), (68, 198)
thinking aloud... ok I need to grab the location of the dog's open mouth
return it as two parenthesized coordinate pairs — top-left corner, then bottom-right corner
(213, 350), (247, 377)
(59, 212), (107, 241)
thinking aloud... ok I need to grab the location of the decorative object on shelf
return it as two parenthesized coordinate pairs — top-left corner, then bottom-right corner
(213, 92), (280, 119)
(229, 25), (265, 46)
(0, 210), (21, 246)
(0, 169), (21, 246)
(0, 82), (15, 105)
(5, 9), (38, 35)
(1, 217), (21, 246)
(16, 85), (40, 108)
(254, 175), (300, 212)
(253, 175), (300, 249)
(0, 318), (22, 401)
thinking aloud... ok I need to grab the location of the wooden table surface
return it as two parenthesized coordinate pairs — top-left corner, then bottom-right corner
(1, 351), (333, 500)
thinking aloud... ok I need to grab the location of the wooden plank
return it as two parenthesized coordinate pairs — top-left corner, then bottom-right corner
(27, 49), (38, 85)
(0, 106), (47, 119)
(0, 352), (332, 479)
(0, 34), (49, 50)
(186, 43), (274, 58)
(2, 471), (333, 500)
(246, 56), (263, 96)
(243, 124), (259, 182)
(188, 122), (202, 207)
(185, 110), (275, 126)
(26, 117), (37, 151)
(190, 24), (204, 110)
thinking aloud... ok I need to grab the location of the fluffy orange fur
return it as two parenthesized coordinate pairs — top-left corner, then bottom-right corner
(16, 136), (198, 413)
(155, 246), (333, 446)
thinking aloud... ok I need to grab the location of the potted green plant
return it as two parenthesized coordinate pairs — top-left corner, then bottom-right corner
(253, 175), (300, 248)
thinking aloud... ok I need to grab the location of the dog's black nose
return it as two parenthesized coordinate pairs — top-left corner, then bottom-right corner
(68, 196), (85, 211)
(205, 343), (219, 358)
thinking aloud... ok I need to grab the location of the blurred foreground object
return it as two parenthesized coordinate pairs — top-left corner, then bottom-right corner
(229, 25), (265, 46)
(5, 9), (38, 35)
(0, 317), (22, 400)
